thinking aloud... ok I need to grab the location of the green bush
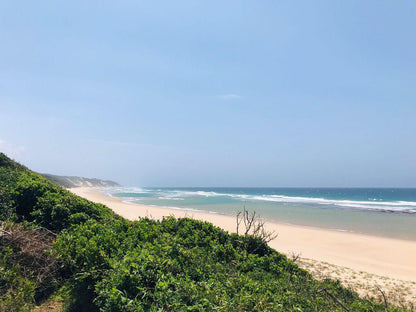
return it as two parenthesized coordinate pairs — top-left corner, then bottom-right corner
(0, 186), (15, 221)
(0, 167), (20, 221)
(2, 166), (116, 231)
(32, 191), (115, 232)
(54, 217), (401, 311)
(0, 153), (27, 171)
(11, 171), (59, 222)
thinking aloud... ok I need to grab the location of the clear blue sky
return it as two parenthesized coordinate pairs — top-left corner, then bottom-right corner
(1, 1), (415, 187)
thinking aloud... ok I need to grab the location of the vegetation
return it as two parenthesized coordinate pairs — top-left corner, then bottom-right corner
(41, 174), (120, 188)
(0, 153), (410, 311)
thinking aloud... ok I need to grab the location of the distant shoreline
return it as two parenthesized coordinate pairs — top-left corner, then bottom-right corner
(102, 186), (416, 241)
(108, 193), (416, 242)
(69, 187), (416, 283)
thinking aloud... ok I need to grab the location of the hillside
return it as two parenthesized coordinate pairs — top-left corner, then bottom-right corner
(0, 152), (409, 311)
(41, 173), (120, 188)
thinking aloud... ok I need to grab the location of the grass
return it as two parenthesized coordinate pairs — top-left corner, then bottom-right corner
(297, 257), (416, 310)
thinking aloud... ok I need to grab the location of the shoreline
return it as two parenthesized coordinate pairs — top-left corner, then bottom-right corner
(115, 198), (416, 243)
(69, 187), (416, 283)
(101, 187), (416, 242)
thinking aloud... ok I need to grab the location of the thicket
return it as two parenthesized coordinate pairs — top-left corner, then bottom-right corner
(0, 153), (116, 310)
(0, 153), (409, 311)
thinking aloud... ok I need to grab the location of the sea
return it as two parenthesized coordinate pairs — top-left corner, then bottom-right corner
(102, 187), (416, 240)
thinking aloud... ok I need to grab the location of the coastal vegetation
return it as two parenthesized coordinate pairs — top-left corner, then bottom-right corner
(0, 153), (411, 311)
(41, 174), (120, 188)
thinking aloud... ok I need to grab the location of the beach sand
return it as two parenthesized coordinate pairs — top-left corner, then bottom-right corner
(69, 187), (416, 306)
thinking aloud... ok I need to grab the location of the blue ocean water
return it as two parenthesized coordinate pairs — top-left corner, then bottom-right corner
(103, 187), (416, 240)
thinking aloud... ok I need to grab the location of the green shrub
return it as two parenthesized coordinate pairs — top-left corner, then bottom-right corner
(54, 217), (401, 311)
(11, 172), (59, 221)
(0, 153), (27, 171)
(0, 167), (21, 221)
(0, 186), (15, 221)
(32, 191), (115, 232)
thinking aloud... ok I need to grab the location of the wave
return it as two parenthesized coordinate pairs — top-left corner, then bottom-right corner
(228, 194), (416, 213)
(104, 187), (416, 214)
(105, 186), (152, 194)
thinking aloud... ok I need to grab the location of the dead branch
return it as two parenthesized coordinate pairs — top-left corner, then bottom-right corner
(290, 252), (301, 263)
(236, 207), (277, 244)
(236, 211), (242, 236)
(0, 222), (59, 297)
(376, 286), (389, 312)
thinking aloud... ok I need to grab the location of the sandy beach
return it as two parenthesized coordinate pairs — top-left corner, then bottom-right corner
(70, 187), (416, 305)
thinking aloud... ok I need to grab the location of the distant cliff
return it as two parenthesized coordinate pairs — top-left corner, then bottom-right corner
(41, 173), (120, 188)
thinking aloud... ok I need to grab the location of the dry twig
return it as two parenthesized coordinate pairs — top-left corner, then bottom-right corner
(236, 207), (277, 244)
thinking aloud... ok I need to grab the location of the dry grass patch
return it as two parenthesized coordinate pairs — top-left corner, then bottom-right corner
(295, 257), (416, 310)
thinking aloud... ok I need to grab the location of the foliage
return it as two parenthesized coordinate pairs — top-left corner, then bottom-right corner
(32, 191), (114, 232)
(0, 153), (27, 172)
(55, 217), (405, 311)
(0, 186), (15, 221)
(11, 171), (59, 222)
(0, 153), (116, 310)
(1, 168), (116, 230)
(41, 174), (120, 188)
(0, 166), (20, 221)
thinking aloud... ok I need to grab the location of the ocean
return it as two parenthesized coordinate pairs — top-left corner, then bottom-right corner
(103, 187), (416, 240)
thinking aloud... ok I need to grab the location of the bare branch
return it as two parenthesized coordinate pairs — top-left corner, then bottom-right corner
(236, 211), (242, 236)
(236, 207), (278, 248)
(290, 252), (301, 263)
(376, 286), (389, 312)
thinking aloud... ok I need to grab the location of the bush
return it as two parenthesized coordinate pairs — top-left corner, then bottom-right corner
(55, 217), (398, 311)
(11, 172), (59, 222)
(0, 187), (15, 221)
(32, 191), (115, 232)
(0, 153), (27, 171)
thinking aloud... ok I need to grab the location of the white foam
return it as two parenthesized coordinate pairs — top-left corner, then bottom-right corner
(157, 196), (185, 201)
(146, 204), (219, 215)
(224, 194), (416, 212)
(107, 187), (416, 214)
(163, 190), (224, 198)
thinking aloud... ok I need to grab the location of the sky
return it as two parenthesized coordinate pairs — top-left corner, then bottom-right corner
(0, 1), (415, 187)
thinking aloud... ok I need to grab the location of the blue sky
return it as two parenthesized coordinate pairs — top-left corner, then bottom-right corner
(1, 1), (415, 187)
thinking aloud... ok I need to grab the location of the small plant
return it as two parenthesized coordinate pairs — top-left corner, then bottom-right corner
(236, 207), (277, 244)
